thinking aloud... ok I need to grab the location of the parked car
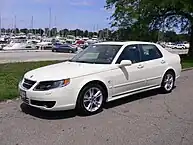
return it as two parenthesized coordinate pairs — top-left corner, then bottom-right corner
(19, 41), (181, 115)
(183, 43), (190, 49)
(52, 43), (77, 53)
(75, 40), (85, 48)
(172, 44), (186, 49)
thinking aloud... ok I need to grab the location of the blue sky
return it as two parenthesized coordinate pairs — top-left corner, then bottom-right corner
(0, 0), (113, 31)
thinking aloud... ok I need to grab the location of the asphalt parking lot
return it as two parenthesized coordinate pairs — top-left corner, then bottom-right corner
(0, 50), (75, 64)
(0, 70), (193, 145)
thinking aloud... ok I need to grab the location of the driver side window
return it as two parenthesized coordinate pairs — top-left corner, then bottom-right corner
(116, 45), (140, 64)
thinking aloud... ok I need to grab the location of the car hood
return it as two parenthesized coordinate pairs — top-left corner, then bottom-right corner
(24, 61), (113, 81)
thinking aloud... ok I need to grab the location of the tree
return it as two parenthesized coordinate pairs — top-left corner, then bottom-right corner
(83, 30), (89, 37)
(45, 28), (49, 36)
(88, 32), (93, 38)
(106, 0), (193, 56)
(1, 28), (6, 33)
(15, 28), (19, 34)
(164, 31), (179, 42)
(20, 28), (28, 34)
(50, 28), (57, 36)
(38, 29), (44, 36)
(59, 29), (69, 37)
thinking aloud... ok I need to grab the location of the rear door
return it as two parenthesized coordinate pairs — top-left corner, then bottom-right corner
(138, 44), (168, 87)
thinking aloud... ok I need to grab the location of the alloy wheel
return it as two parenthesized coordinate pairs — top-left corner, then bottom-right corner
(83, 87), (103, 112)
(164, 73), (174, 92)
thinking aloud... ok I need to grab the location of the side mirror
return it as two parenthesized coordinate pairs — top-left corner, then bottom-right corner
(119, 60), (132, 67)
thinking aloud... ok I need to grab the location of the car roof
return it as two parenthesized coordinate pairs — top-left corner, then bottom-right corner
(96, 41), (156, 46)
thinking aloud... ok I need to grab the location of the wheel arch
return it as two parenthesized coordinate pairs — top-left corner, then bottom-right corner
(162, 67), (176, 82)
(77, 79), (109, 102)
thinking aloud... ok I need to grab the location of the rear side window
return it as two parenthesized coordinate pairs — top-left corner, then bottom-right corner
(139, 44), (163, 61)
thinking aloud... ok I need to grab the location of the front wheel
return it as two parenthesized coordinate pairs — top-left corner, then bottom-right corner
(69, 50), (73, 53)
(161, 71), (175, 93)
(76, 84), (105, 115)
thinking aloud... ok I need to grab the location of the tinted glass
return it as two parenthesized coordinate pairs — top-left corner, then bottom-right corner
(70, 44), (122, 64)
(140, 44), (163, 61)
(116, 45), (140, 64)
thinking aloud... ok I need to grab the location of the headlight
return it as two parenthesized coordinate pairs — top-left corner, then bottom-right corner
(34, 79), (70, 91)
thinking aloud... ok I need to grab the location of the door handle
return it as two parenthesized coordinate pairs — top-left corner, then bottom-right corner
(161, 60), (166, 64)
(137, 64), (144, 69)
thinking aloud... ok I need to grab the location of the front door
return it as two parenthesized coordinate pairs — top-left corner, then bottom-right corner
(111, 45), (146, 98)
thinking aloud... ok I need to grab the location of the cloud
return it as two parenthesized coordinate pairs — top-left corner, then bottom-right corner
(69, 0), (93, 6)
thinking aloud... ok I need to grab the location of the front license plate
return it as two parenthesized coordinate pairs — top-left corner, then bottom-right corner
(20, 89), (29, 104)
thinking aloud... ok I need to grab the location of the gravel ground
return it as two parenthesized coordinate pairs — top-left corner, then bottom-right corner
(0, 70), (193, 145)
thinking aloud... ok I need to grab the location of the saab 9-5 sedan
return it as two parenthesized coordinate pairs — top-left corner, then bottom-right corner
(19, 41), (181, 115)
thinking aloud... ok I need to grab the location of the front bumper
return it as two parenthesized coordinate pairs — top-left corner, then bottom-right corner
(18, 82), (76, 111)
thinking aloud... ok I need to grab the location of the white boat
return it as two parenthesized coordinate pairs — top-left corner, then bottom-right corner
(36, 38), (53, 50)
(3, 39), (38, 50)
(3, 42), (27, 50)
(66, 35), (76, 44)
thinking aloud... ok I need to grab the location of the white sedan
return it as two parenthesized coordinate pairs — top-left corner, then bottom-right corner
(18, 41), (181, 115)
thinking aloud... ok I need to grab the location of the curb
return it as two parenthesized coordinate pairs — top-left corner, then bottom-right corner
(182, 67), (193, 72)
(0, 50), (51, 53)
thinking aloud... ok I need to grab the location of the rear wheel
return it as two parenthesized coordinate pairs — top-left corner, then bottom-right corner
(161, 71), (175, 93)
(69, 50), (73, 53)
(76, 84), (105, 115)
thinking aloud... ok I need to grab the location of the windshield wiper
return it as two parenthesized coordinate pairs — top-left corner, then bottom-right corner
(68, 60), (92, 63)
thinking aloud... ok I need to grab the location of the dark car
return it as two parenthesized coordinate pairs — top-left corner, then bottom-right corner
(52, 43), (77, 53)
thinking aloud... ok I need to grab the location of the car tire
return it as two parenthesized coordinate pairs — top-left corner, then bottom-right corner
(76, 83), (106, 115)
(69, 50), (73, 53)
(161, 71), (175, 93)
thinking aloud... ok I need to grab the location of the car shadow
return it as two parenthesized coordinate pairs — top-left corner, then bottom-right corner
(20, 87), (176, 120)
(104, 87), (175, 109)
(20, 103), (77, 120)
(104, 89), (158, 109)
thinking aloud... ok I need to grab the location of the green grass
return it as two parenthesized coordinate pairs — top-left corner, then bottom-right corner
(0, 56), (193, 101)
(181, 56), (193, 69)
(0, 61), (60, 101)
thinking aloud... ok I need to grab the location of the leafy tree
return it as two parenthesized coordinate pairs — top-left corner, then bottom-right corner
(45, 28), (49, 36)
(93, 32), (98, 36)
(83, 30), (89, 37)
(20, 28), (28, 34)
(88, 32), (93, 38)
(50, 28), (57, 36)
(38, 29), (44, 36)
(59, 29), (69, 37)
(15, 28), (19, 34)
(106, 0), (193, 56)
(163, 31), (179, 42)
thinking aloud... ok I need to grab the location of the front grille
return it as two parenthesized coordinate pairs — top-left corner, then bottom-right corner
(31, 100), (56, 108)
(22, 78), (36, 90)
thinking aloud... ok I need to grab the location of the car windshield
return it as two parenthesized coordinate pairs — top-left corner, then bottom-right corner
(70, 44), (122, 64)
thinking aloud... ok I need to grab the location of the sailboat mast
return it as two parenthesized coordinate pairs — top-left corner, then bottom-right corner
(0, 12), (1, 37)
(49, 7), (52, 37)
(14, 15), (17, 35)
